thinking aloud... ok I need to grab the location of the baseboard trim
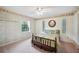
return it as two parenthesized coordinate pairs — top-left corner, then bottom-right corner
(0, 36), (31, 47)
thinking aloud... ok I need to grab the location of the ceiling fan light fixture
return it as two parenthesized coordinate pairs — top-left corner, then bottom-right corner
(36, 7), (43, 15)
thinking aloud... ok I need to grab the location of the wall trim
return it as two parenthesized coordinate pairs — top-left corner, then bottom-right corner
(0, 35), (32, 47)
(0, 8), (34, 19)
(0, 17), (18, 22)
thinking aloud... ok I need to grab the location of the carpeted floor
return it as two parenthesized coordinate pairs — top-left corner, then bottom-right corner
(0, 37), (79, 53)
(0, 38), (48, 53)
(58, 38), (79, 53)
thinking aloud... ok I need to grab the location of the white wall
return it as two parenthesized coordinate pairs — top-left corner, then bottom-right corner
(0, 8), (79, 47)
(35, 15), (78, 43)
(65, 11), (79, 45)
(65, 16), (73, 39)
(35, 16), (73, 35)
(72, 11), (79, 44)
(0, 9), (35, 46)
(44, 18), (62, 30)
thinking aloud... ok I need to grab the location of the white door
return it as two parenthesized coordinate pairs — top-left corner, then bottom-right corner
(6, 21), (19, 42)
(0, 21), (6, 45)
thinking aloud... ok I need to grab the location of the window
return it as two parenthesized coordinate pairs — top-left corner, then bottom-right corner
(42, 21), (45, 31)
(62, 18), (66, 33)
(22, 21), (30, 32)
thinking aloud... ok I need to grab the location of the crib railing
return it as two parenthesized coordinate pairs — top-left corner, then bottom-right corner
(32, 35), (57, 52)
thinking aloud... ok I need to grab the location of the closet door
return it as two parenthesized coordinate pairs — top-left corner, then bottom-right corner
(77, 14), (79, 42)
(0, 21), (6, 45)
(6, 21), (19, 42)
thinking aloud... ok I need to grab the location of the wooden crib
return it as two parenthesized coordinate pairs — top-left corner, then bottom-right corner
(32, 35), (57, 52)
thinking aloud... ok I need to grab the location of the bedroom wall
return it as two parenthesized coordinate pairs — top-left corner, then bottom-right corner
(63, 10), (79, 45)
(35, 15), (76, 44)
(65, 16), (73, 39)
(72, 11), (79, 44)
(0, 9), (35, 46)
(35, 18), (63, 35)
(35, 16), (73, 35)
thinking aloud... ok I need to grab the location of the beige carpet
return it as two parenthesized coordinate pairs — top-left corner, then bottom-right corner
(0, 38), (48, 53)
(58, 38), (79, 53)
(0, 37), (79, 53)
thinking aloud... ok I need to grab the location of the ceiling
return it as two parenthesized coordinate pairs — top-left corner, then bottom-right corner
(0, 6), (79, 19)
